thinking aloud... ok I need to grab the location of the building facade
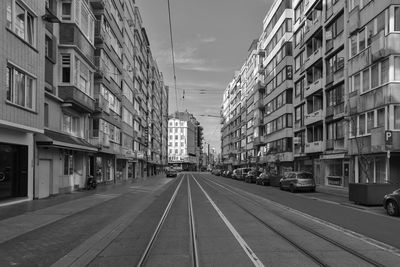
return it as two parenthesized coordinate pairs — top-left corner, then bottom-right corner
(168, 111), (203, 171)
(0, 0), (169, 202)
(221, 0), (400, 191)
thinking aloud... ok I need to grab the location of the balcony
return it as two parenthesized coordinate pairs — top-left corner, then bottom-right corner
(304, 109), (323, 125)
(304, 17), (322, 42)
(294, 120), (304, 130)
(305, 141), (323, 153)
(95, 95), (110, 114)
(59, 23), (94, 63)
(257, 99), (265, 110)
(326, 138), (345, 151)
(94, 20), (109, 45)
(89, 0), (106, 9)
(333, 102), (345, 118)
(304, 48), (322, 71)
(59, 86), (95, 113)
(294, 145), (305, 156)
(305, 78), (322, 98)
(255, 80), (266, 93)
(326, 106), (334, 117)
(253, 136), (266, 146)
(371, 32), (400, 63)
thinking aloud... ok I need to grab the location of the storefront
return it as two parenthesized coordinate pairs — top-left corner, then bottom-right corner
(321, 154), (350, 188)
(36, 130), (98, 197)
(0, 143), (28, 200)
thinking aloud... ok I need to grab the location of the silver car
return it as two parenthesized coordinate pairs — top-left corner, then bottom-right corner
(279, 171), (316, 193)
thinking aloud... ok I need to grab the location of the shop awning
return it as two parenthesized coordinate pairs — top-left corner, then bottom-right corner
(36, 130), (98, 152)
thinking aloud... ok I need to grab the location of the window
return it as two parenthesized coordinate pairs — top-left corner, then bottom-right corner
(64, 154), (73, 175)
(395, 57), (400, 80)
(362, 69), (369, 93)
(395, 7), (400, 31)
(395, 106), (400, 129)
(371, 64), (379, 88)
(6, 64), (36, 110)
(367, 111), (374, 133)
(63, 114), (79, 136)
(358, 28), (366, 51)
(359, 114), (366, 135)
(44, 103), (49, 127)
(381, 58), (389, 84)
(377, 108), (385, 128)
(61, 54), (71, 83)
(6, 1), (36, 46)
(61, 1), (72, 20)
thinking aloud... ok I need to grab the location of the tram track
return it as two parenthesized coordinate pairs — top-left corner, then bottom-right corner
(136, 174), (199, 267)
(198, 173), (387, 267)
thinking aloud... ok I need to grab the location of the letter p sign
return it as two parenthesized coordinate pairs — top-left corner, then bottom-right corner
(385, 130), (393, 148)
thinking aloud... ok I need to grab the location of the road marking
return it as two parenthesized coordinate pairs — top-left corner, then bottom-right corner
(203, 175), (400, 257)
(191, 174), (264, 267)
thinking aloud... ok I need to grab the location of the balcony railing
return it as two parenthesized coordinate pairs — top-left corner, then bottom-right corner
(305, 78), (322, 98)
(58, 86), (95, 113)
(95, 95), (110, 114)
(305, 141), (323, 153)
(304, 109), (323, 125)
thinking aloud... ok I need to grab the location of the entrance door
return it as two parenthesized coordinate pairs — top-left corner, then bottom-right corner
(38, 160), (51, 199)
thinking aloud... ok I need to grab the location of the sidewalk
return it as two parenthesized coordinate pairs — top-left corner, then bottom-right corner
(0, 174), (172, 222)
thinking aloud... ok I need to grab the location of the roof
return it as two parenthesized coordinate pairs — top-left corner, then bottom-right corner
(36, 130), (98, 152)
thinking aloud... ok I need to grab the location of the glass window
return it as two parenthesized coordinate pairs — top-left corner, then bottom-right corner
(62, 1), (72, 20)
(15, 3), (25, 40)
(381, 59), (389, 84)
(376, 12), (385, 34)
(354, 73), (361, 91)
(367, 111), (374, 133)
(395, 57), (400, 80)
(362, 69), (369, 92)
(350, 35), (357, 57)
(359, 28), (366, 51)
(359, 114), (366, 135)
(371, 64), (379, 88)
(394, 106), (400, 129)
(377, 108), (385, 128)
(395, 7), (400, 31)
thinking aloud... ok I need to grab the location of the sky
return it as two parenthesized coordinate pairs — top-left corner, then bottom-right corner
(136, 0), (273, 153)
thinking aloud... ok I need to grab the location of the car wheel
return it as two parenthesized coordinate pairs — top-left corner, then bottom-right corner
(387, 201), (400, 216)
(290, 185), (296, 193)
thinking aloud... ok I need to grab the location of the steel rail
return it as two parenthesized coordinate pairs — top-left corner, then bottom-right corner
(136, 175), (185, 267)
(187, 178), (200, 267)
(201, 174), (384, 267)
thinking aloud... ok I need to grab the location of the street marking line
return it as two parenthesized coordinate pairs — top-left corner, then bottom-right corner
(203, 175), (400, 258)
(191, 174), (264, 267)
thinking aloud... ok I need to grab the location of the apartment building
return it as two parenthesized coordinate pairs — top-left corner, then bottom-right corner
(168, 112), (203, 171)
(258, 0), (294, 175)
(292, 0), (348, 187)
(347, 0), (400, 186)
(1, 0), (168, 201)
(1, 0), (45, 200)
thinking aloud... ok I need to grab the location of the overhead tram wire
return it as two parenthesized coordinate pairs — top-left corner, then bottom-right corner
(167, 0), (179, 113)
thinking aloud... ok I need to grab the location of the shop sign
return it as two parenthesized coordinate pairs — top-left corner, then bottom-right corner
(327, 176), (342, 186)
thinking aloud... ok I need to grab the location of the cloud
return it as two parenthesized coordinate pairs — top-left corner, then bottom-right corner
(201, 37), (216, 43)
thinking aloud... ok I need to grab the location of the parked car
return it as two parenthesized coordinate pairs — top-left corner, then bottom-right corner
(166, 168), (178, 177)
(245, 170), (261, 183)
(256, 172), (272, 186)
(212, 169), (222, 176)
(279, 171), (316, 193)
(221, 170), (228, 177)
(225, 170), (233, 178)
(383, 188), (400, 216)
(232, 168), (252, 181)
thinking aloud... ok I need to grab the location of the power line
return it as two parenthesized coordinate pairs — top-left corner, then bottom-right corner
(167, 0), (178, 113)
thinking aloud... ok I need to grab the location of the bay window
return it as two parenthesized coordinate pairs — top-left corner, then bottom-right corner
(62, 114), (80, 136)
(6, 0), (36, 46)
(61, 53), (94, 97)
(6, 64), (36, 110)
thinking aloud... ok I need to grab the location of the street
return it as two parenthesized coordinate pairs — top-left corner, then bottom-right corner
(0, 172), (399, 266)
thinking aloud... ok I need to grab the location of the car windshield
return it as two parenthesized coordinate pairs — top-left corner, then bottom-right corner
(297, 173), (313, 179)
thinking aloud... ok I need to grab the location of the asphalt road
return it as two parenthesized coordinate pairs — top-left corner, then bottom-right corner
(0, 172), (399, 266)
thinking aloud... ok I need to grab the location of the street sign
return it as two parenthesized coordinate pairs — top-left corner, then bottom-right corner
(385, 130), (393, 150)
